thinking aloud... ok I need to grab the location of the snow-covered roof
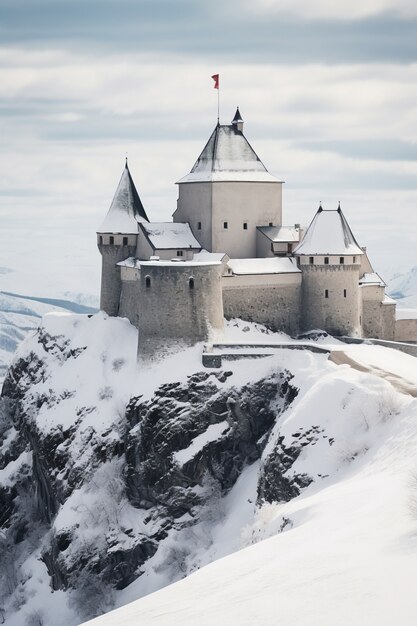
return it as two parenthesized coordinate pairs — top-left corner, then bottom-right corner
(359, 273), (386, 287)
(293, 207), (363, 256)
(117, 255), (221, 268)
(227, 257), (301, 275)
(98, 163), (149, 234)
(193, 249), (228, 262)
(257, 226), (301, 243)
(116, 257), (141, 269)
(177, 120), (281, 184)
(140, 222), (201, 250)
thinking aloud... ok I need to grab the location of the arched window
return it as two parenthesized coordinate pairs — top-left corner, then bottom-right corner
(189, 277), (195, 290)
(99, 235), (103, 244)
(325, 289), (329, 298)
(324, 257), (329, 265)
(123, 236), (128, 246)
(109, 236), (114, 245)
(145, 276), (151, 288)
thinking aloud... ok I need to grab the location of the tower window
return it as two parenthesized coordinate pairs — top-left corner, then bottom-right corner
(145, 276), (151, 288)
(353, 256), (356, 263)
(269, 222), (273, 227)
(109, 236), (114, 245)
(309, 257), (314, 265)
(243, 222), (248, 230)
(325, 289), (329, 298)
(177, 250), (184, 257)
(340, 256), (344, 264)
(324, 257), (329, 265)
(223, 222), (228, 229)
(197, 221), (202, 230)
(344, 289), (347, 298)
(189, 277), (194, 290)
(99, 236), (103, 244)
(123, 236), (128, 246)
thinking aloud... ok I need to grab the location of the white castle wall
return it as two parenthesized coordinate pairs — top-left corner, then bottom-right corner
(299, 262), (361, 336)
(211, 182), (282, 258)
(222, 273), (301, 335)
(174, 181), (282, 258)
(137, 263), (224, 360)
(174, 182), (213, 251)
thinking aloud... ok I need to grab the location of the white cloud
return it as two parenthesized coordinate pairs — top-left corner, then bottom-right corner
(246, 0), (417, 20)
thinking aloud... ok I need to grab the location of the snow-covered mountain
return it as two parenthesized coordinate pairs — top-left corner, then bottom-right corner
(388, 265), (417, 309)
(0, 290), (98, 386)
(0, 313), (416, 626)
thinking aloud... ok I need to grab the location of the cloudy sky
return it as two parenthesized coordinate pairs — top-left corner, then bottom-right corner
(1, 0), (416, 298)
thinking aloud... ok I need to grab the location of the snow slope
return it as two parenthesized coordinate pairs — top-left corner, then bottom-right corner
(86, 345), (417, 626)
(1, 313), (417, 626)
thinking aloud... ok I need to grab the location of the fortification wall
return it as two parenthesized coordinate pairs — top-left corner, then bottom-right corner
(137, 263), (224, 360)
(119, 278), (140, 328)
(98, 242), (136, 316)
(395, 318), (417, 342)
(362, 300), (396, 340)
(300, 264), (361, 336)
(222, 273), (301, 335)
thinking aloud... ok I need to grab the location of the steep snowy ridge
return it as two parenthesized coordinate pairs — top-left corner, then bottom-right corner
(0, 291), (98, 387)
(0, 314), (416, 625)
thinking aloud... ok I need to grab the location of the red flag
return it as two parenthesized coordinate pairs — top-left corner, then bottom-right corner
(212, 74), (219, 89)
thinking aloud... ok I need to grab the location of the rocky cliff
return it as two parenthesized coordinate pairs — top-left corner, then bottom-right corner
(0, 312), (408, 626)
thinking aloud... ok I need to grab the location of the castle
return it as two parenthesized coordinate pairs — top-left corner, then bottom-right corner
(97, 108), (414, 359)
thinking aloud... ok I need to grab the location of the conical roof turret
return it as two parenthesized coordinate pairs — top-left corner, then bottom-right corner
(293, 205), (363, 256)
(98, 161), (149, 234)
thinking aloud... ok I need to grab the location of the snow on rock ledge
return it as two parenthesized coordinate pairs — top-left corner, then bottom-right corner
(0, 312), (414, 626)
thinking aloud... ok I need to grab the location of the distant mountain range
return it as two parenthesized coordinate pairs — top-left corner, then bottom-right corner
(387, 265), (417, 309)
(0, 291), (98, 385)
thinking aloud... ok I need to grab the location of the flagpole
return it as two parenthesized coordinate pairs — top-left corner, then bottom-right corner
(212, 74), (220, 123)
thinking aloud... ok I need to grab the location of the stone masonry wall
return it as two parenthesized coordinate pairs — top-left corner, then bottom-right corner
(137, 263), (224, 360)
(222, 281), (301, 336)
(362, 301), (396, 340)
(98, 243), (136, 316)
(119, 279), (140, 328)
(395, 318), (417, 342)
(300, 264), (361, 336)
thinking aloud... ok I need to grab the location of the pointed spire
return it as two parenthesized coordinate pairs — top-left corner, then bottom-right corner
(97, 161), (149, 233)
(231, 107), (244, 132)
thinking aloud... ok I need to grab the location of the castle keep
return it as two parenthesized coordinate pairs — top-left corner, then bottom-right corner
(97, 108), (413, 358)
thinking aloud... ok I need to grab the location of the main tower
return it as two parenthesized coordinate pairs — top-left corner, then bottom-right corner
(174, 108), (283, 258)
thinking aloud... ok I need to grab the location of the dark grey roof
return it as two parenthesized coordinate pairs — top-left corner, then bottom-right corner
(98, 162), (149, 233)
(232, 107), (243, 123)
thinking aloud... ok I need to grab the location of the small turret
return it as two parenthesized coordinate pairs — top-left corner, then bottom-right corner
(97, 161), (149, 316)
(294, 204), (363, 337)
(231, 107), (244, 132)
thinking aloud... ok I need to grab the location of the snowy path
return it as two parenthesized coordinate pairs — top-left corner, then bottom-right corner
(329, 349), (417, 397)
